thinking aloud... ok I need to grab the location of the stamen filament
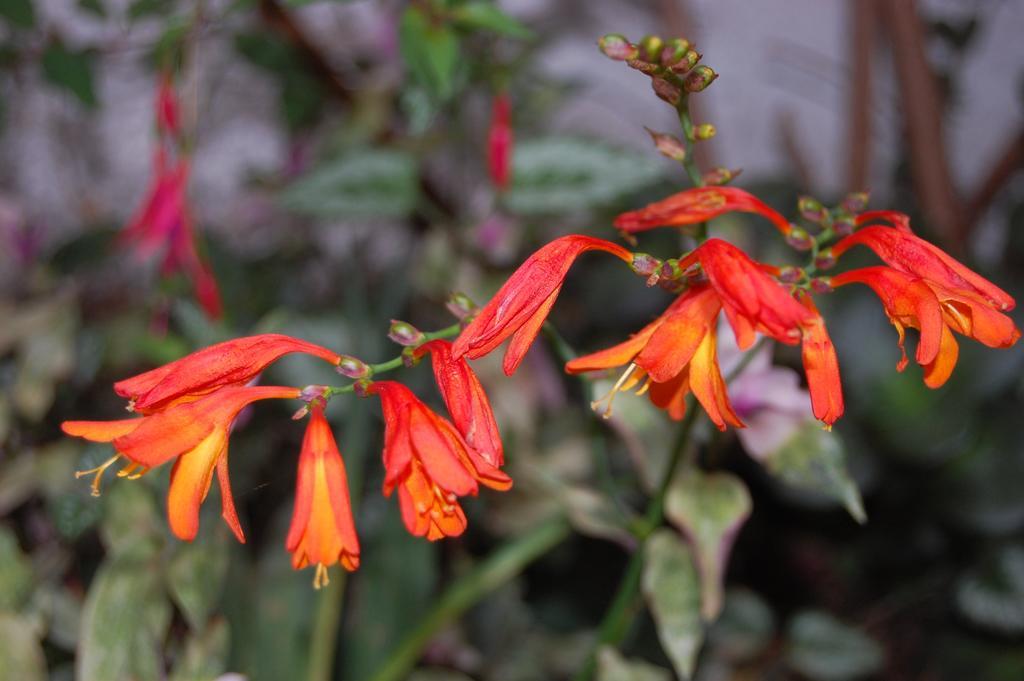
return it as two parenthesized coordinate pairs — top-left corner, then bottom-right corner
(313, 562), (330, 590)
(590, 364), (638, 419)
(75, 455), (121, 497)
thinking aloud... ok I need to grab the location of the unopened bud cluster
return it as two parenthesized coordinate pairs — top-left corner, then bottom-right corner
(598, 32), (716, 102)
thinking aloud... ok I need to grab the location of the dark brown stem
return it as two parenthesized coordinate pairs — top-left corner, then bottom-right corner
(846, 0), (876, 190)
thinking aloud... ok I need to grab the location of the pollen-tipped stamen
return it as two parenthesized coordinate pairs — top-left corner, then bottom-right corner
(313, 562), (330, 590)
(590, 364), (639, 419)
(75, 454), (121, 497)
(116, 462), (149, 480)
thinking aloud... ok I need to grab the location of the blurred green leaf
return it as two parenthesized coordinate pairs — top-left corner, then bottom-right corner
(41, 41), (97, 108)
(0, 0), (35, 28)
(505, 138), (664, 215)
(664, 468), (751, 621)
(167, 530), (230, 631)
(78, 0), (105, 16)
(558, 483), (636, 546)
(169, 617), (230, 681)
(0, 613), (46, 681)
(785, 611), (883, 681)
(0, 451), (37, 516)
(763, 422), (866, 523)
(400, 5), (461, 102)
(281, 148), (420, 219)
(128, 0), (168, 19)
(452, 2), (533, 39)
(408, 669), (476, 681)
(955, 545), (1024, 635)
(78, 559), (172, 681)
(99, 482), (164, 560)
(596, 646), (671, 681)
(707, 589), (776, 662)
(0, 526), (33, 611)
(641, 529), (703, 680)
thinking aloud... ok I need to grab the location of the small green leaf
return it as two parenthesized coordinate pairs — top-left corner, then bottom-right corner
(77, 559), (173, 681)
(505, 138), (664, 215)
(664, 468), (751, 621)
(785, 611), (883, 681)
(451, 2), (533, 39)
(0, 613), (46, 681)
(0, 0), (35, 28)
(41, 41), (97, 108)
(0, 526), (33, 611)
(559, 483), (637, 546)
(166, 530), (230, 631)
(281, 148), (420, 219)
(707, 589), (776, 662)
(641, 529), (703, 680)
(399, 5), (461, 102)
(596, 646), (671, 681)
(763, 422), (866, 523)
(169, 618), (230, 681)
(955, 545), (1024, 636)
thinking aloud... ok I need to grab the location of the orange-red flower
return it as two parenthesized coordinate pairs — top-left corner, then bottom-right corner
(415, 339), (503, 467)
(831, 266), (1019, 387)
(367, 381), (511, 540)
(115, 334), (341, 413)
(286, 405), (360, 588)
(677, 239), (814, 349)
(453, 235), (633, 374)
(614, 187), (792, 236)
(567, 286), (743, 430)
(855, 210), (912, 232)
(797, 294), (844, 426)
(62, 385), (300, 542)
(832, 226), (1015, 312)
(488, 91), (513, 190)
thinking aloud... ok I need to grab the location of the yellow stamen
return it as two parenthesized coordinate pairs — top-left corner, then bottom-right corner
(313, 562), (330, 590)
(590, 364), (638, 419)
(116, 462), (149, 480)
(75, 455), (121, 497)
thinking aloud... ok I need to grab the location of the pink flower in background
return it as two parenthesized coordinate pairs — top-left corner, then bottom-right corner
(487, 91), (513, 190)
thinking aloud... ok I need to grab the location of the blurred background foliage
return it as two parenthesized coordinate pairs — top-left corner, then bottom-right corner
(1, 1), (1024, 680)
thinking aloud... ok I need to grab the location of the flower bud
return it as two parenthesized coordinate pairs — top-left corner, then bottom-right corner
(352, 379), (373, 398)
(294, 384), (331, 418)
(660, 258), (683, 280)
(659, 38), (690, 67)
(798, 195), (829, 224)
(631, 252), (662, 278)
(599, 34), (639, 61)
(401, 346), (420, 368)
(670, 50), (701, 74)
(841, 191), (869, 213)
(644, 127), (686, 161)
(693, 123), (716, 141)
(778, 266), (804, 283)
(814, 248), (836, 271)
(651, 78), (682, 105)
(786, 227), (814, 251)
(627, 59), (661, 75)
(810, 277), (833, 294)
(683, 65), (717, 92)
(446, 291), (477, 320)
(388, 320), (424, 346)
(639, 35), (664, 62)
(702, 167), (741, 186)
(833, 217), (856, 237)
(336, 355), (371, 379)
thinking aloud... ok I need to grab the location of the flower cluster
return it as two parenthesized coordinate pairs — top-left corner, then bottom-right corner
(62, 333), (512, 587)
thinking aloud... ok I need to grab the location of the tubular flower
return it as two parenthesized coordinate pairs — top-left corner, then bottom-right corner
(566, 286), (744, 430)
(415, 340), (504, 467)
(115, 334), (342, 413)
(286, 406), (360, 588)
(614, 187), (792, 236)
(487, 91), (513, 190)
(678, 239), (814, 349)
(62, 385), (300, 542)
(832, 226), (1016, 312)
(797, 294), (844, 427)
(453, 235), (633, 375)
(855, 210), (912, 233)
(368, 381), (511, 540)
(832, 266), (1019, 387)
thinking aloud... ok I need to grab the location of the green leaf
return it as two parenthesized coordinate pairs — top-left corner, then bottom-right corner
(128, 0), (169, 20)
(452, 2), (533, 39)
(596, 646), (671, 681)
(0, 526), (33, 611)
(762, 422), (866, 523)
(664, 468), (751, 621)
(707, 589), (776, 662)
(169, 618), (230, 681)
(166, 530), (230, 631)
(399, 5), (461, 102)
(641, 530), (704, 680)
(78, 0), (105, 16)
(955, 545), (1024, 636)
(281, 148), (420, 219)
(785, 611), (884, 681)
(0, 613), (46, 681)
(558, 483), (637, 546)
(0, 0), (35, 28)
(99, 482), (164, 560)
(505, 138), (664, 215)
(41, 41), (97, 108)
(77, 559), (173, 681)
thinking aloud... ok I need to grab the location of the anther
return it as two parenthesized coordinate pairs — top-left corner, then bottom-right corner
(75, 455), (121, 497)
(591, 364), (638, 419)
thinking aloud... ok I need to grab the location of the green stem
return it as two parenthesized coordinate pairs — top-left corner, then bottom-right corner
(366, 517), (572, 681)
(307, 575), (348, 681)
